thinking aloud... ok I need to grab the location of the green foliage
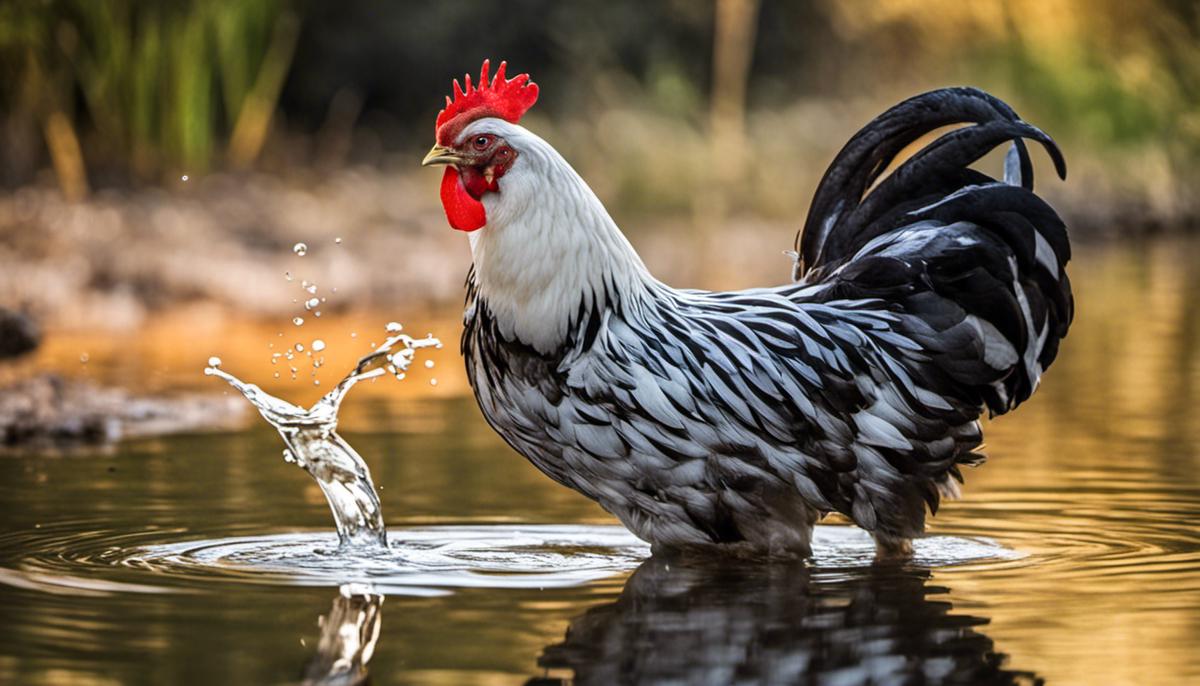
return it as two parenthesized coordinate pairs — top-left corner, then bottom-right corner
(972, 23), (1199, 165)
(0, 0), (295, 180)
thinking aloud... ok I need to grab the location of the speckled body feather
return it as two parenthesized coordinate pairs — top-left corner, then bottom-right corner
(459, 88), (1072, 556)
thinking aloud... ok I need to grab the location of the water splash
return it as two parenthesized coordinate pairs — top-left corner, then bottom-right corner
(205, 328), (441, 550)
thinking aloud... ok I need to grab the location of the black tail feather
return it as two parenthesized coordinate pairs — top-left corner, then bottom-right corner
(796, 87), (1066, 281)
(796, 87), (1073, 416)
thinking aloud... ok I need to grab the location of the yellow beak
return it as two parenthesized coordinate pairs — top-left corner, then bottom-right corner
(421, 144), (464, 167)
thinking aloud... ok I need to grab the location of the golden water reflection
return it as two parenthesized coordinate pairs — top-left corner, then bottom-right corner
(1, 238), (1198, 685)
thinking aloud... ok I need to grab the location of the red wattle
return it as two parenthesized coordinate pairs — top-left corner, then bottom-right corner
(440, 167), (486, 231)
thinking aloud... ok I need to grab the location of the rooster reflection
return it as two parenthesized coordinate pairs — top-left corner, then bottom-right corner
(528, 558), (1041, 686)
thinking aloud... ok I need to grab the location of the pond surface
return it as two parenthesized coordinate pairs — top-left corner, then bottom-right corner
(2, 238), (1199, 685)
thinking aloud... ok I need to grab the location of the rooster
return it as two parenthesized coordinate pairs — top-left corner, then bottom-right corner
(422, 60), (1072, 559)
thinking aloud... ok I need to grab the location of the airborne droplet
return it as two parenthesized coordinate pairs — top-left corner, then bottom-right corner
(293, 242), (308, 256)
(207, 356), (222, 368)
(293, 317), (304, 326)
(305, 298), (320, 310)
(424, 360), (434, 369)
(312, 339), (326, 352)
(385, 322), (402, 333)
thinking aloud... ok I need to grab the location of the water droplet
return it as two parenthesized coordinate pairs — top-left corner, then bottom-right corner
(181, 174), (189, 182)
(314, 311), (321, 318)
(285, 350), (295, 360)
(273, 371), (280, 379)
(79, 353), (89, 364)
(305, 298), (320, 310)
(293, 242), (308, 256)
(312, 339), (326, 352)
(385, 322), (402, 333)
(424, 360), (435, 369)
(285, 271), (293, 282)
(430, 378), (439, 386)
(313, 380), (321, 386)
(207, 356), (222, 368)
(334, 237), (342, 244)
(350, 332), (357, 338)
(293, 317), (304, 326)
(305, 284), (318, 295)
(282, 449), (295, 464)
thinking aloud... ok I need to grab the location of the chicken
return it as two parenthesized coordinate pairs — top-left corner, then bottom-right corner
(422, 60), (1072, 559)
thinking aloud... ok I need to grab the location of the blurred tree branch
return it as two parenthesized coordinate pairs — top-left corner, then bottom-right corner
(708, 0), (760, 217)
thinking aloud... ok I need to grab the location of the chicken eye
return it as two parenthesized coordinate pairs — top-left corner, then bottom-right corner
(472, 135), (493, 151)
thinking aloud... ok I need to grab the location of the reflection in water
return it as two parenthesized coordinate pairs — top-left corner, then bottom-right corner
(301, 584), (384, 686)
(530, 557), (1040, 686)
(3, 239), (1200, 684)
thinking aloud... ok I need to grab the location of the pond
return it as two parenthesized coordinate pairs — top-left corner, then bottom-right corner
(1, 238), (1198, 685)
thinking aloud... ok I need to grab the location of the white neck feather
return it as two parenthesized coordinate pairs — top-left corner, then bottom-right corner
(464, 121), (653, 354)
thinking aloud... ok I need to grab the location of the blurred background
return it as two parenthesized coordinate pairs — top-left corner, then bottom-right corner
(2, 4), (1200, 685)
(1, 0), (1198, 341)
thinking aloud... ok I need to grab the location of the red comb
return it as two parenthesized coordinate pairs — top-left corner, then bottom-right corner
(435, 60), (539, 143)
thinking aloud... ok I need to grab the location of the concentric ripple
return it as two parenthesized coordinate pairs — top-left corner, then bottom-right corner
(0, 521), (1017, 598)
(131, 525), (651, 595)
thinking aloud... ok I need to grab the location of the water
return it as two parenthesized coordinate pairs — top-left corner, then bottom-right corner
(203, 328), (441, 549)
(2, 239), (1200, 684)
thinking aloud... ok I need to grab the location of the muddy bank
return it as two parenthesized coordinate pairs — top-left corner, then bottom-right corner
(1, 373), (246, 449)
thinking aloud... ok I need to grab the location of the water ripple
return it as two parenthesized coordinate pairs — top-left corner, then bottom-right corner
(0, 523), (1017, 598)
